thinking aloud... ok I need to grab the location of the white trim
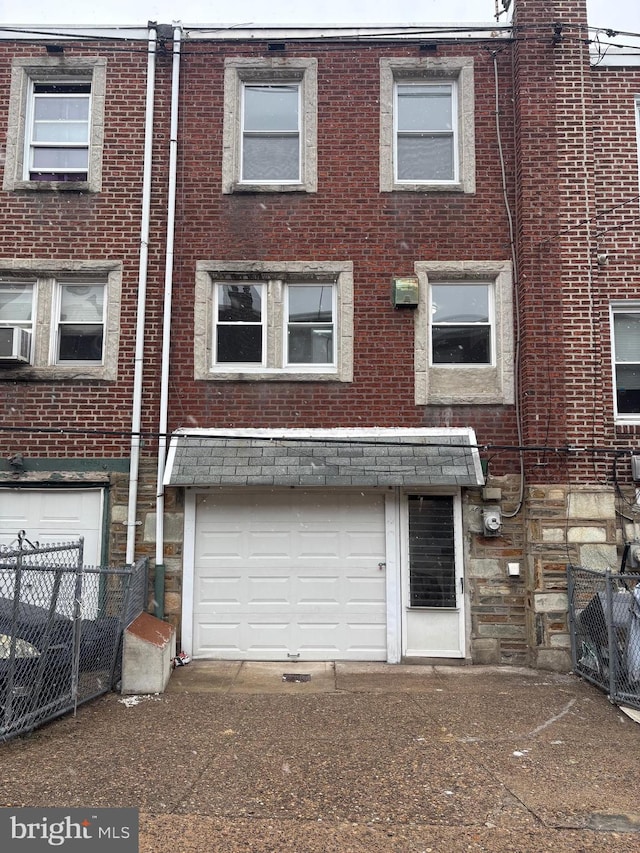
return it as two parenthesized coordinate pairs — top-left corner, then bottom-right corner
(384, 490), (402, 663)
(610, 300), (640, 424)
(180, 488), (197, 659)
(399, 488), (465, 659)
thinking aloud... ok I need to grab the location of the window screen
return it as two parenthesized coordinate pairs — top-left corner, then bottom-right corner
(408, 495), (456, 608)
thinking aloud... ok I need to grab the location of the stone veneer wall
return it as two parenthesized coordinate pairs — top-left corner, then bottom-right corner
(465, 475), (527, 667)
(129, 477), (621, 665)
(525, 484), (618, 671)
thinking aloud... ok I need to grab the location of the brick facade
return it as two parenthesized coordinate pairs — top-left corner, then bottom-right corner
(1, 2), (638, 667)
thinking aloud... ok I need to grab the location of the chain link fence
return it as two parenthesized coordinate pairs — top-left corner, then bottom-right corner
(567, 564), (640, 709)
(0, 532), (148, 742)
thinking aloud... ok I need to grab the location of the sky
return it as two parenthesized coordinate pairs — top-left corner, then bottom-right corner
(1, 0), (638, 32)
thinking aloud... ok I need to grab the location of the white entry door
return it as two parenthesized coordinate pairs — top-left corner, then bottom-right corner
(401, 493), (465, 658)
(192, 489), (387, 661)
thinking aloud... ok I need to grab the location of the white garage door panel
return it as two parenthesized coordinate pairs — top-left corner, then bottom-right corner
(194, 490), (387, 661)
(0, 488), (104, 618)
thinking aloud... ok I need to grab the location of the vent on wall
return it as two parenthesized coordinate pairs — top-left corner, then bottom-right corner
(0, 327), (31, 364)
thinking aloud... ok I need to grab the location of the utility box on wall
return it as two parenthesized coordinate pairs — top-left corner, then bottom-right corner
(391, 277), (419, 308)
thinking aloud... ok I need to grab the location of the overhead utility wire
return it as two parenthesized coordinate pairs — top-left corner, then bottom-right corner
(0, 423), (639, 458)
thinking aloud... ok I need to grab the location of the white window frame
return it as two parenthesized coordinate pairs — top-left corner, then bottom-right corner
(610, 301), (640, 423)
(3, 56), (106, 193)
(380, 57), (475, 194)
(195, 261), (353, 382)
(414, 261), (513, 405)
(222, 57), (317, 194)
(239, 82), (302, 186)
(0, 280), (37, 363)
(0, 260), (121, 380)
(24, 79), (92, 183)
(52, 281), (107, 366)
(428, 280), (495, 367)
(394, 80), (459, 186)
(284, 282), (336, 369)
(213, 281), (267, 369)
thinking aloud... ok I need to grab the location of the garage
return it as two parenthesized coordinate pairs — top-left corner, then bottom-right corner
(0, 487), (103, 563)
(192, 489), (387, 661)
(167, 427), (484, 662)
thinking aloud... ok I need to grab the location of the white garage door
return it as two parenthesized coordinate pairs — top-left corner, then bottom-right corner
(194, 489), (387, 661)
(0, 488), (104, 615)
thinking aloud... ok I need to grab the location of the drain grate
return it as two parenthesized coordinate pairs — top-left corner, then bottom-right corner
(282, 673), (311, 683)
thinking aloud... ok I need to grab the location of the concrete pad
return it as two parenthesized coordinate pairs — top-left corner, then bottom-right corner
(166, 660), (241, 693)
(230, 661), (336, 694)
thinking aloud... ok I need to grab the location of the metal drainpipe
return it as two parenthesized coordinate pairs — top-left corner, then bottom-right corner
(154, 22), (182, 619)
(126, 24), (157, 566)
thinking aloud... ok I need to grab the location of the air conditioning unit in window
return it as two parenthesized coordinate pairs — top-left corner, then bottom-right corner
(0, 327), (31, 364)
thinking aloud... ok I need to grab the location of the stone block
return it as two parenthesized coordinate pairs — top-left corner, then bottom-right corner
(121, 612), (176, 694)
(468, 559), (502, 578)
(536, 648), (571, 672)
(567, 526), (606, 543)
(568, 491), (615, 520)
(471, 638), (500, 665)
(578, 543), (617, 570)
(541, 527), (566, 543)
(534, 592), (568, 612)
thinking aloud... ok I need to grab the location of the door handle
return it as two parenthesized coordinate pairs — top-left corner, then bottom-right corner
(378, 562), (386, 571)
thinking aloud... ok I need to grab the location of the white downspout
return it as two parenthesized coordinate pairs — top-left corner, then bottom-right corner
(126, 24), (157, 564)
(154, 22), (182, 617)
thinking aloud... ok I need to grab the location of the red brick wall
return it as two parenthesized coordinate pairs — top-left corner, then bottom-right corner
(169, 39), (520, 474)
(0, 39), (171, 463)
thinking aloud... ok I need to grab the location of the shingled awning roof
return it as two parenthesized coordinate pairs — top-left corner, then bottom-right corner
(163, 428), (484, 488)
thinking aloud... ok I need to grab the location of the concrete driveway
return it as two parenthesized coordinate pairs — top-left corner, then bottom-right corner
(1, 662), (639, 852)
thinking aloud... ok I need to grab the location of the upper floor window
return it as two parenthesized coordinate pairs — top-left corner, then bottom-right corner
(0, 282), (35, 334)
(611, 303), (640, 420)
(195, 261), (352, 382)
(380, 57), (475, 194)
(27, 81), (91, 183)
(0, 261), (121, 379)
(55, 283), (105, 363)
(430, 282), (492, 365)
(395, 82), (457, 184)
(241, 83), (301, 184)
(414, 261), (513, 406)
(3, 57), (106, 193)
(213, 281), (335, 369)
(222, 57), (317, 194)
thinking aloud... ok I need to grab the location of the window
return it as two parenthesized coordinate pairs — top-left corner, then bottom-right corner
(0, 260), (121, 379)
(395, 82), (456, 183)
(0, 282), (35, 334)
(215, 283), (265, 365)
(222, 58), (317, 194)
(430, 282), (492, 365)
(241, 84), (301, 183)
(286, 284), (335, 366)
(195, 261), (352, 381)
(27, 81), (91, 182)
(414, 261), (514, 405)
(380, 57), (475, 194)
(4, 57), (106, 193)
(611, 303), (640, 420)
(408, 495), (456, 608)
(54, 283), (105, 363)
